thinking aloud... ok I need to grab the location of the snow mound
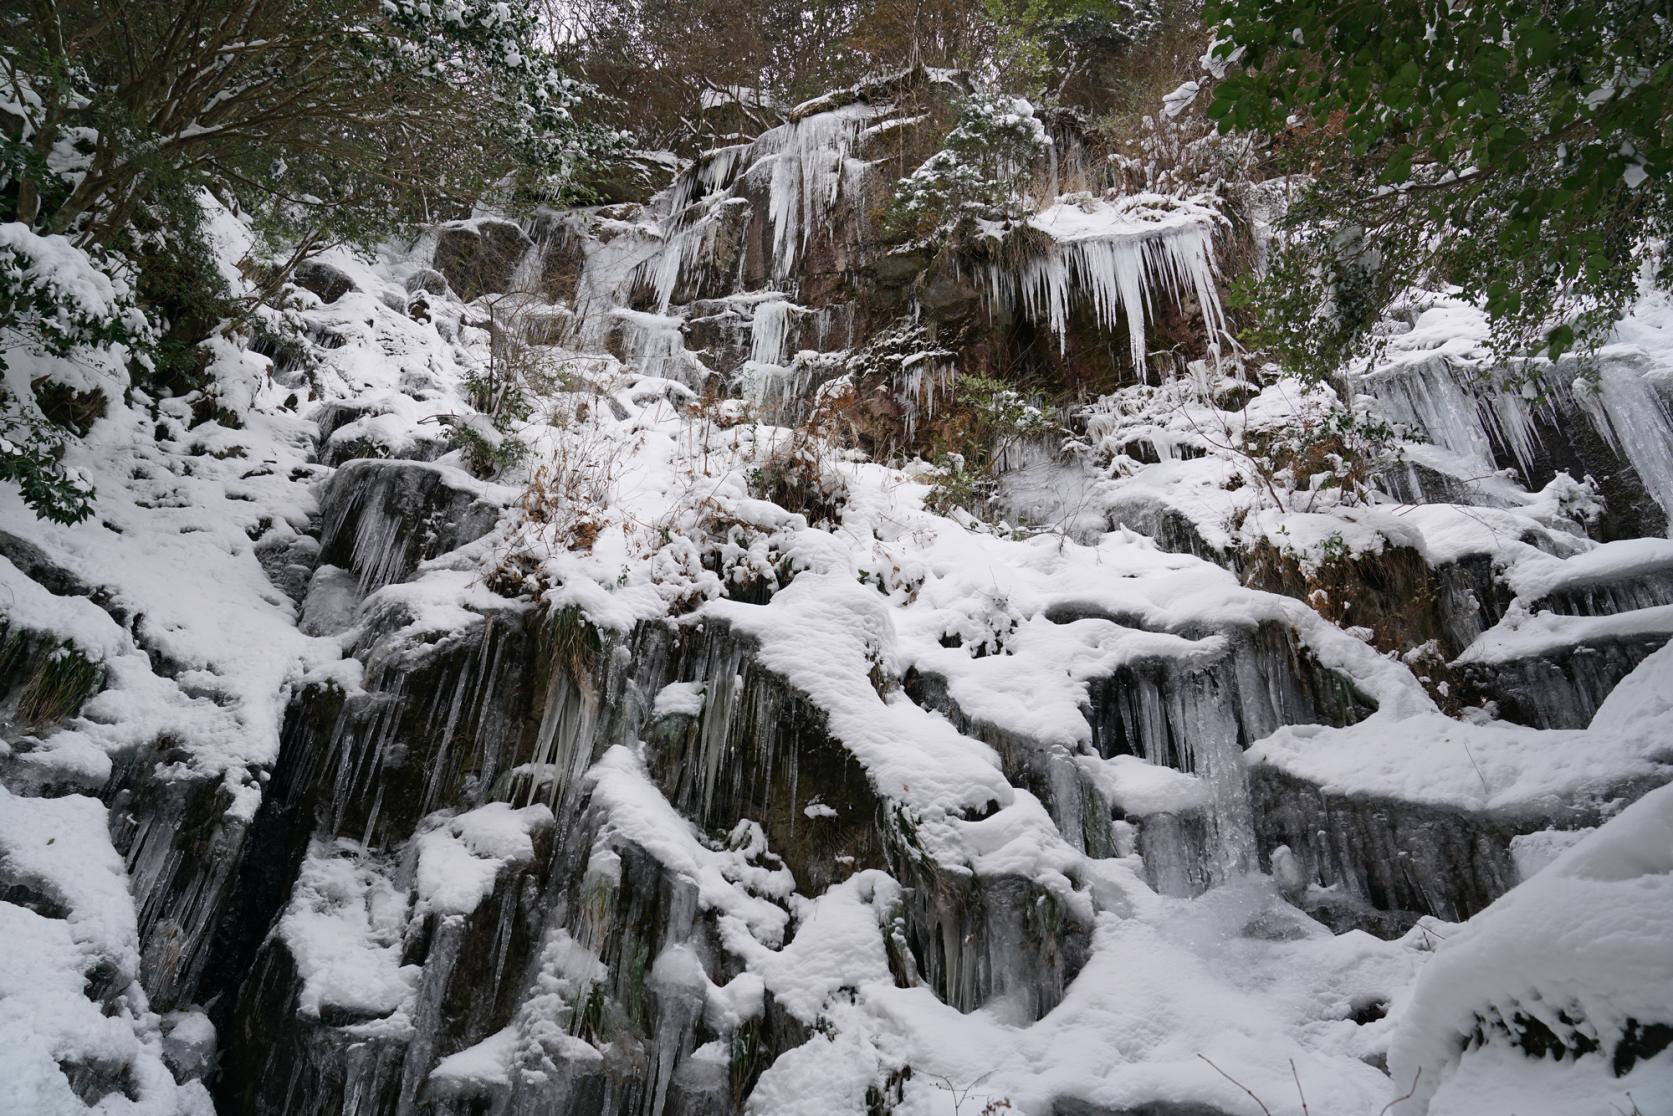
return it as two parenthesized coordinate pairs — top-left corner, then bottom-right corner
(1388, 781), (1673, 1115)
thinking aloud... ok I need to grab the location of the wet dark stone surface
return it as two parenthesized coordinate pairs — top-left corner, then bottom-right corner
(316, 459), (503, 593)
(433, 220), (535, 303)
(1250, 765), (1524, 925)
(293, 260), (357, 304)
(1462, 633), (1669, 730)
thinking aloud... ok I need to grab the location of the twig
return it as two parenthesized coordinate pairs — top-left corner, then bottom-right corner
(1377, 1069), (1422, 1116)
(1460, 738), (1490, 796)
(1290, 1059), (1309, 1116)
(1197, 1054), (1272, 1116)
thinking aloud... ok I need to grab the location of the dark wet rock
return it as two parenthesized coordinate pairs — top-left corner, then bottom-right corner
(1103, 498), (1235, 571)
(316, 459), (503, 594)
(32, 375), (108, 436)
(574, 152), (678, 206)
(58, 1056), (141, 1106)
(1250, 765), (1542, 926)
(891, 861), (1093, 1021)
(1531, 565), (1673, 617)
(1461, 632), (1670, 729)
(405, 267), (451, 297)
(293, 260), (357, 304)
(434, 219), (535, 302)
(254, 531), (318, 606)
(105, 754), (256, 1012)
(1054, 1099), (1237, 1116)
(637, 619), (888, 894)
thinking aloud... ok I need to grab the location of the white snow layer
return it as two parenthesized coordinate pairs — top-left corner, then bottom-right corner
(1388, 781), (1673, 1116)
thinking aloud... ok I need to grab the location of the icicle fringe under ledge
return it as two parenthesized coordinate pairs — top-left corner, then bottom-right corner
(986, 195), (1227, 379)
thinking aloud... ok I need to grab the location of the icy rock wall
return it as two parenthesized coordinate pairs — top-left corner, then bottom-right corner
(192, 555), (1132, 1112)
(11, 71), (1673, 1116)
(1362, 353), (1673, 539)
(318, 460), (504, 595)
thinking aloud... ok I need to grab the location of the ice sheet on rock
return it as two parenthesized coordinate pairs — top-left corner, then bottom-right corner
(757, 103), (875, 278)
(1251, 641), (1673, 813)
(585, 746), (792, 945)
(1578, 354), (1673, 531)
(0, 786), (211, 1115)
(708, 573), (1017, 833)
(748, 295), (795, 367)
(1356, 290), (1673, 533)
(1455, 601), (1673, 664)
(610, 307), (713, 387)
(1076, 753), (1210, 816)
(0, 787), (140, 969)
(1507, 828), (1594, 879)
(1505, 535), (1673, 602)
(428, 1025), (518, 1090)
(745, 878), (1427, 1116)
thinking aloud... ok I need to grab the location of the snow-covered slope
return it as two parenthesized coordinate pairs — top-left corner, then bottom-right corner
(2, 80), (1671, 1116)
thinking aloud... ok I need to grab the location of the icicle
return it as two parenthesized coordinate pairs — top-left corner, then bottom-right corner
(761, 104), (873, 278)
(509, 242), (544, 294)
(1583, 358), (1673, 534)
(749, 296), (794, 366)
(990, 204), (1225, 380)
(892, 353), (952, 444)
(610, 308), (711, 388)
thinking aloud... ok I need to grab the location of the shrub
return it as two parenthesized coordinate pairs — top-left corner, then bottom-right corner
(448, 416), (533, 480)
(1235, 389), (1403, 510)
(886, 91), (1050, 243)
(750, 432), (849, 528)
(923, 373), (1057, 516)
(1205, 0), (1673, 362)
(0, 223), (148, 521)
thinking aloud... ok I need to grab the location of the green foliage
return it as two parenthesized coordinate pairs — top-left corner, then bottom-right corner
(1205, 0), (1673, 361)
(1226, 232), (1383, 384)
(448, 417), (532, 479)
(886, 91), (1049, 242)
(0, 630), (104, 724)
(129, 191), (237, 394)
(3, 2), (620, 258)
(0, 224), (149, 522)
(0, 233), (148, 363)
(925, 373), (1056, 515)
(0, 406), (97, 524)
(1237, 391), (1404, 509)
(984, 0), (1160, 96)
(750, 434), (849, 527)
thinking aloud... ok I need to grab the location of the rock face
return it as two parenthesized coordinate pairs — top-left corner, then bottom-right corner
(4, 71), (1672, 1116)
(293, 260), (358, 304)
(434, 219), (536, 302)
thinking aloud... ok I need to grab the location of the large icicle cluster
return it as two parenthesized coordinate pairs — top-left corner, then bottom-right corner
(988, 192), (1227, 376)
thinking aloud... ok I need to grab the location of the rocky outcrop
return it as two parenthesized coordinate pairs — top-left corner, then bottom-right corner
(434, 219), (536, 302)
